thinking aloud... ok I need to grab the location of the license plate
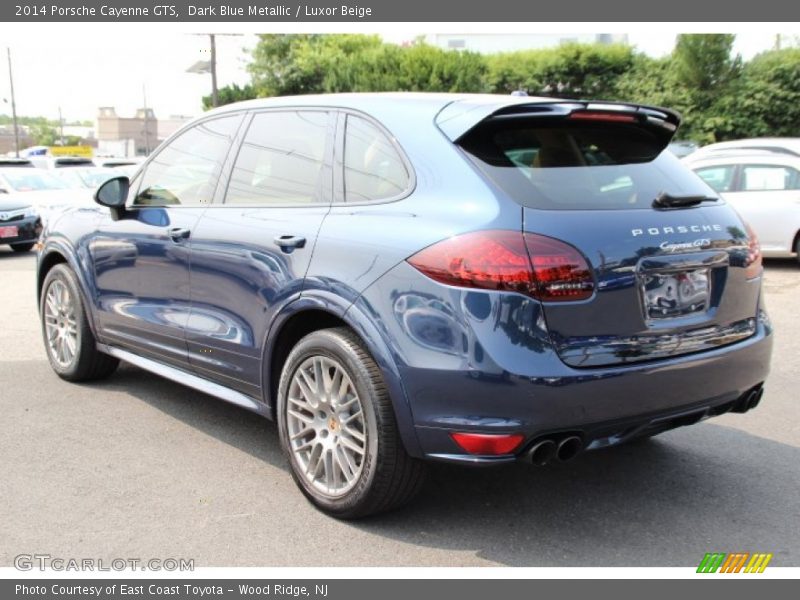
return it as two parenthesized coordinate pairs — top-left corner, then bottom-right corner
(0, 225), (18, 239)
(642, 269), (710, 319)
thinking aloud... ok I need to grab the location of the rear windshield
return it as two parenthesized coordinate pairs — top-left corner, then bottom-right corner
(458, 120), (719, 210)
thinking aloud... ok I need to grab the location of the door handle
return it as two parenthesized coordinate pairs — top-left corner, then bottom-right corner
(168, 227), (191, 242)
(274, 235), (306, 253)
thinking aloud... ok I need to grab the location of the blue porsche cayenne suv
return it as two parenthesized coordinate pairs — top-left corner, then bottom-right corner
(37, 93), (773, 518)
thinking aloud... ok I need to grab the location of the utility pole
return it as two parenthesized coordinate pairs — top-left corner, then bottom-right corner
(142, 84), (151, 155)
(58, 106), (64, 146)
(6, 47), (20, 158)
(210, 33), (218, 108)
(187, 33), (242, 109)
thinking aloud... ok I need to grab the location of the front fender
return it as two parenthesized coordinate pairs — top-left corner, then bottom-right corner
(38, 236), (100, 339)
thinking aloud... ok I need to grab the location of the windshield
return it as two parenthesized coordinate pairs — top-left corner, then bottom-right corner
(55, 168), (119, 189)
(0, 169), (71, 192)
(459, 120), (719, 210)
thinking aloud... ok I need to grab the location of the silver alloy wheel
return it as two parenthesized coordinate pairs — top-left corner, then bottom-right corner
(286, 355), (367, 497)
(43, 280), (78, 368)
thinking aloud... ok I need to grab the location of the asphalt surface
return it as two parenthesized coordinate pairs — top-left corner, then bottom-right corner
(1, 247), (798, 568)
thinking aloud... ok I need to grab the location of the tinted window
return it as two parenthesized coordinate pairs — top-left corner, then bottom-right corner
(225, 111), (330, 205)
(741, 165), (800, 192)
(344, 115), (409, 203)
(133, 115), (242, 207)
(694, 165), (737, 192)
(459, 120), (716, 210)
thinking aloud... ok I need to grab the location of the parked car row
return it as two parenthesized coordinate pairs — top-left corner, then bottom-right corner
(0, 158), (140, 252)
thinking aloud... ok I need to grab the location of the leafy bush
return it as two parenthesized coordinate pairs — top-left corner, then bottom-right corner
(226, 34), (800, 143)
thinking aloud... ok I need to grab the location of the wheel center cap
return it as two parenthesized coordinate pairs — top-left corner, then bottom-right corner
(328, 416), (339, 431)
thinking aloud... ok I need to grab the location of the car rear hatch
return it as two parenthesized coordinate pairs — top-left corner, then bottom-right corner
(452, 100), (762, 367)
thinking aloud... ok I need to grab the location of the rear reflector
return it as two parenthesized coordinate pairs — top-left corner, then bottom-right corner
(450, 432), (525, 455)
(568, 111), (638, 123)
(407, 230), (594, 302)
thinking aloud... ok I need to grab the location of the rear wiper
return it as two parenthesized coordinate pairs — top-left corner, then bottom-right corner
(653, 192), (718, 209)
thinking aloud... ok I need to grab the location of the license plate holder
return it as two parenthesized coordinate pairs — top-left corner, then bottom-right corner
(641, 268), (710, 320)
(0, 225), (19, 239)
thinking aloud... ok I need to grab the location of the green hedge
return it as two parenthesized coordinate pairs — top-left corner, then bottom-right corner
(210, 34), (799, 143)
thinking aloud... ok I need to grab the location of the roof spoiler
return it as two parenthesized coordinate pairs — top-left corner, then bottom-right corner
(436, 98), (682, 144)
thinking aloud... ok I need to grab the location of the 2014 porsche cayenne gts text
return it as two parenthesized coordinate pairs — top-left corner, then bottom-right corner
(36, 93), (773, 518)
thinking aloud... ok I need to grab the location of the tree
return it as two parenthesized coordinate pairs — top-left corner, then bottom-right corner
(715, 48), (800, 139)
(673, 34), (741, 92)
(248, 34), (385, 96)
(247, 34), (487, 96)
(202, 83), (259, 110)
(30, 124), (57, 146)
(486, 43), (635, 98)
(667, 35), (742, 142)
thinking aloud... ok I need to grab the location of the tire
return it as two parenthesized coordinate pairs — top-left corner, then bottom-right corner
(795, 236), (800, 266)
(11, 242), (35, 253)
(277, 327), (426, 519)
(40, 264), (119, 381)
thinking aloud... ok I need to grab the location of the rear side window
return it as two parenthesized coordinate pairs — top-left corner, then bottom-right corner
(459, 120), (717, 210)
(741, 164), (800, 191)
(344, 115), (409, 203)
(225, 111), (330, 205)
(694, 165), (737, 193)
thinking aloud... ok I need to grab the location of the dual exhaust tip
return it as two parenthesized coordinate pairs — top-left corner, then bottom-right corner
(525, 385), (765, 465)
(527, 435), (583, 466)
(732, 386), (764, 413)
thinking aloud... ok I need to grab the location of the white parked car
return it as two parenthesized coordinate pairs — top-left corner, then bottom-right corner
(684, 152), (800, 260)
(0, 167), (94, 224)
(689, 138), (800, 162)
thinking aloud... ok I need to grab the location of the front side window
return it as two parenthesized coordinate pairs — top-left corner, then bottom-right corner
(741, 165), (800, 192)
(133, 115), (242, 207)
(225, 111), (330, 205)
(694, 165), (737, 193)
(344, 115), (409, 203)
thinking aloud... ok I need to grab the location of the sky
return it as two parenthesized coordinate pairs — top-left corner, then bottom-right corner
(0, 24), (793, 123)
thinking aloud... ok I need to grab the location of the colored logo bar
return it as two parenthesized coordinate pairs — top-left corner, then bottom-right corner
(697, 553), (773, 573)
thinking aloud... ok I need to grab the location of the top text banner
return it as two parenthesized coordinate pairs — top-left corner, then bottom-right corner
(3, 0), (800, 22)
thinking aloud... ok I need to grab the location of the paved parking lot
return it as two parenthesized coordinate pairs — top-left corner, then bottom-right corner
(1, 248), (798, 567)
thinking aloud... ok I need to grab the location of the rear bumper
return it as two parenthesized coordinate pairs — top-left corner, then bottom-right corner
(355, 262), (774, 463)
(411, 314), (772, 463)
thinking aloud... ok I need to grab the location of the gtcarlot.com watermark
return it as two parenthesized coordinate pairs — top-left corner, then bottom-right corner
(14, 554), (194, 572)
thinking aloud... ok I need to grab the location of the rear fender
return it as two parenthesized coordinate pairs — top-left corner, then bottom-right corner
(263, 292), (423, 458)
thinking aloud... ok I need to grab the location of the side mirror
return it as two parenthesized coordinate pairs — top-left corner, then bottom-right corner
(94, 176), (130, 220)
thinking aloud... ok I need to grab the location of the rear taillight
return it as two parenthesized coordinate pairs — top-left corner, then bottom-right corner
(523, 233), (595, 301)
(407, 230), (594, 302)
(744, 223), (762, 279)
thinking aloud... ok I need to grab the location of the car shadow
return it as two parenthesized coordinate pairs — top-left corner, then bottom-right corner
(86, 363), (800, 567)
(0, 247), (36, 260)
(763, 257), (798, 272)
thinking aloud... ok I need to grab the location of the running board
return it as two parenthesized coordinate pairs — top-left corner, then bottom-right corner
(97, 344), (269, 417)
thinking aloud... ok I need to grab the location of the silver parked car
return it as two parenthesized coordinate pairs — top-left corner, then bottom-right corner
(684, 151), (800, 260)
